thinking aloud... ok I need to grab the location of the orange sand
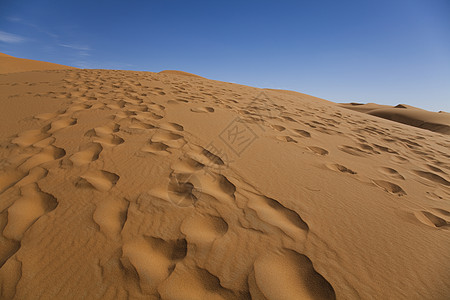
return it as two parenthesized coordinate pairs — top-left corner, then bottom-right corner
(0, 54), (449, 299)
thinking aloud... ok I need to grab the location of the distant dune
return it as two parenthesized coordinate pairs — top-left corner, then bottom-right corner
(340, 102), (450, 134)
(159, 70), (204, 78)
(0, 53), (77, 74)
(0, 53), (449, 299)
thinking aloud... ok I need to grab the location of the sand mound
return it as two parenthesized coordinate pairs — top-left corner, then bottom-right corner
(0, 58), (449, 299)
(0, 53), (76, 74)
(339, 102), (392, 113)
(0, 53), (14, 58)
(159, 70), (204, 78)
(340, 102), (450, 134)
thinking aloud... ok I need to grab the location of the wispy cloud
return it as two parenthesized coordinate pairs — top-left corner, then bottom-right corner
(7, 17), (58, 38)
(6, 16), (92, 60)
(7, 17), (23, 22)
(59, 44), (91, 51)
(0, 31), (26, 43)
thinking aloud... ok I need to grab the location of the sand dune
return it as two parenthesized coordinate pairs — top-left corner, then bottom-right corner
(340, 102), (450, 134)
(0, 53), (77, 74)
(159, 70), (204, 78)
(0, 54), (449, 299)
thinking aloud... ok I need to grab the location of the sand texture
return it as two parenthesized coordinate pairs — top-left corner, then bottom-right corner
(0, 55), (449, 299)
(340, 102), (450, 135)
(0, 53), (77, 74)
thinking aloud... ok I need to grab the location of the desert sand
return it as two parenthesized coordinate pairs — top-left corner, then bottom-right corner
(0, 54), (449, 299)
(340, 102), (450, 135)
(0, 53), (77, 75)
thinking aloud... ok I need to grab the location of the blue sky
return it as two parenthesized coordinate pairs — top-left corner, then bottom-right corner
(1, 0), (449, 111)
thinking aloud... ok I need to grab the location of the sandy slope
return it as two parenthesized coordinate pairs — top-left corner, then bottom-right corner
(0, 53), (77, 74)
(0, 56), (449, 299)
(340, 103), (450, 135)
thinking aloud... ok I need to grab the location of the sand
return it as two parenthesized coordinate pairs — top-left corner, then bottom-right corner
(0, 53), (77, 74)
(340, 102), (450, 135)
(0, 54), (449, 299)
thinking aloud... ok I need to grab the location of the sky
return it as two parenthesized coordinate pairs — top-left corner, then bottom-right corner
(1, 0), (449, 112)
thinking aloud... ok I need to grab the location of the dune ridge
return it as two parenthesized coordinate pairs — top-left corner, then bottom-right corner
(0, 53), (77, 74)
(340, 102), (450, 134)
(159, 70), (204, 78)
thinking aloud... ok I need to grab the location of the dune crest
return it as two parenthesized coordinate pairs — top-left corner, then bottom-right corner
(340, 102), (450, 134)
(159, 70), (204, 78)
(0, 53), (76, 74)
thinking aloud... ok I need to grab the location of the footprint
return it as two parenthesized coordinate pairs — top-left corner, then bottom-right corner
(3, 183), (58, 241)
(181, 213), (228, 245)
(151, 130), (185, 149)
(195, 173), (236, 203)
(0, 212), (20, 268)
(326, 163), (357, 174)
(121, 236), (187, 294)
(425, 164), (445, 174)
(85, 127), (124, 147)
(34, 112), (59, 121)
(414, 170), (450, 186)
(372, 180), (406, 196)
(12, 129), (50, 147)
(338, 145), (366, 157)
(372, 143), (398, 154)
(47, 117), (77, 133)
(282, 115), (296, 122)
(271, 125), (286, 132)
(187, 146), (225, 167)
(391, 155), (409, 164)
(413, 211), (449, 228)
(431, 208), (450, 217)
(147, 103), (166, 111)
(191, 107), (215, 113)
(0, 255), (22, 299)
(93, 134), (124, 146)
(293, 129), (311, 138)
(158, 264), (235, 300)
(0, 170), (26, 194)
(170, 169), (236, 205)
(167, 98), (189, 105)
(359, 143), (378, 154)
(141, 141), (170, 156)
(148, 112), (164, 120)
(377, 167), (404, 180)
(65, 104), (90, 114)
(85, 123), (123, 143)
(171, 157), (205, 175)
(127, 104), (149, 113)
(86, 123), (120, 136)
(165, 172), (205, 206)
(276, 136), (297, 143)
(307, 146), (329, 156)
(33, 136), (55, 148)
(70, 142), (103, 166)
(128, 118), (156, 130)
(159, 122), (184, 132)
(93, 197), (129, 238)
(245, 192), (308, 239)
(252, 249), (335, 300)
(15, 167), (48, 187)
(106, 101), (125, 110)
(76, 170), (120, 191)
(20, 145), (66, 170)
